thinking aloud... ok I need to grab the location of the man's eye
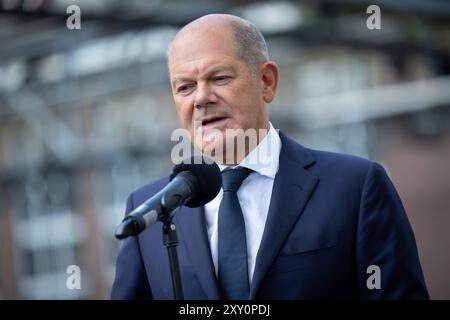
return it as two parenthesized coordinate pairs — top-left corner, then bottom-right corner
(177, 84), (193, 93)
(213, 76), (231, 83)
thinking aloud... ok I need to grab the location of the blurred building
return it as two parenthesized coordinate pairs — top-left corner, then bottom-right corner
(0, 0), (449, 299)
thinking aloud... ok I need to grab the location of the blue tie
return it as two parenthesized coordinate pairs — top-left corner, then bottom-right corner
(218, 167), (252, 300)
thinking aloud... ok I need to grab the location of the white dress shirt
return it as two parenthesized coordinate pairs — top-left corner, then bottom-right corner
(204, 122), (281, 285)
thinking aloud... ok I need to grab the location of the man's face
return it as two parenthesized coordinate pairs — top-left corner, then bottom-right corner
(168, 27), (269, 160)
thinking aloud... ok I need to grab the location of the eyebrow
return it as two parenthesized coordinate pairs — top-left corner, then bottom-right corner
(172, 64), (236, 88)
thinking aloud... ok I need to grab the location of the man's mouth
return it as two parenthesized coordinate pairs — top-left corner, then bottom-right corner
(200, 116), (228, 127)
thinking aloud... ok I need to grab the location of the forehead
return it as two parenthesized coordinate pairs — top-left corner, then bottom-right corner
(170, 57), (239, 81)
(168, 28), (240, 74)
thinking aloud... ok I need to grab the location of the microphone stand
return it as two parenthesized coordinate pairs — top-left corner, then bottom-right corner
(162, 213), (184, 300)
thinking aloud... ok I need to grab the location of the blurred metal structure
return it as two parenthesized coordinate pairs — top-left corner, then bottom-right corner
(0, 0), (449, 299)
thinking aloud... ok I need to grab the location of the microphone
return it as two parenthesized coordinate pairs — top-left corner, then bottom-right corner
(115, 156), (221, 239)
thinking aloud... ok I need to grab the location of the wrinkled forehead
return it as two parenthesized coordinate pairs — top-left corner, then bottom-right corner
(168, 26), (237, 69)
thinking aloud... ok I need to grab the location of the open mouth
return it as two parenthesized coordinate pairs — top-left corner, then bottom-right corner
(201, 116), (228, 127)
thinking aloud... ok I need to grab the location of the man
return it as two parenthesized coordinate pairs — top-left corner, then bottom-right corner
(111, 14), (429, 299)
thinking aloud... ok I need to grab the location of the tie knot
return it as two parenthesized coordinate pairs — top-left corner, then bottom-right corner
(221, 167), (252, 193)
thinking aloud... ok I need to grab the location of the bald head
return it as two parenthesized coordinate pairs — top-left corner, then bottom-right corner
(168, 14), (269, 74)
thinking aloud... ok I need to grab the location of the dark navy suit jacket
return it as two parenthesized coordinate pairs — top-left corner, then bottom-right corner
(111, 132), (429, 299)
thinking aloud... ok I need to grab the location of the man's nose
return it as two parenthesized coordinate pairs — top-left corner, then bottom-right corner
(194, 83), (218, 108)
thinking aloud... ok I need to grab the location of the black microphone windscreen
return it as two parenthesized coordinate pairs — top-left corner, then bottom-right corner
(170, 156), (221, 208)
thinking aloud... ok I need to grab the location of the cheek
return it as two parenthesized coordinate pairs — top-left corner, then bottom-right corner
(222, 86), (250, 112)
(230, 89), (258, 121)
(175, 101), (193, 128)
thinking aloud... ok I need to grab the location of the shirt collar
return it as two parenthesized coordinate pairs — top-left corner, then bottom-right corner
(218, 122), (281, 179)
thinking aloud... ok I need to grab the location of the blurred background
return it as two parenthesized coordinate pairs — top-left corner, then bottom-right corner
(0, 0), (449, 299)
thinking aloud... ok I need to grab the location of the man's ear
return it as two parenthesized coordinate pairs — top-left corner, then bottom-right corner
(260, 61), (279, 103)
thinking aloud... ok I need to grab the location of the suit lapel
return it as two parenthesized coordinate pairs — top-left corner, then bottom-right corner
(249, 133), (319, 299)
(175, 206), (221, 299)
